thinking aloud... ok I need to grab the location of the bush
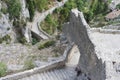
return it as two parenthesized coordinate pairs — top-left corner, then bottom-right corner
(1, 8), (7, 14)
(0, 35), (11, 44)
(24, 59), (35, 70)
(38, 40), (55, 50)
(26, 0), (35, 21)
(0, 62), (7, 77)
(116, 3), (120, 9)
(34, 0), (48, 12)
(41, 14), (58, 35)
(32, 38), (39, 45)
(41, 0), (77, 35)
(18, 37), (27, 44)
(5, 0), (21, 20)
(57, 0), (62, 2)
(0, 38), (2, 44)
(13, 19), (26, 28)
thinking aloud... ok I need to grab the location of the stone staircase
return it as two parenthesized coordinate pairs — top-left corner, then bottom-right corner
(17, 45), (80, 80)
(19, 66), (76, 80)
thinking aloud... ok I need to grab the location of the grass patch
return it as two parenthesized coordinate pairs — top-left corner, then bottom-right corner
(24, 59), (35, 70)
(38, 40), (55, 50)
(0, 62), (7, 77)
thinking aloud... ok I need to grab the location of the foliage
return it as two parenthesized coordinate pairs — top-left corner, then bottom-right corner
(18, 37), (27, 44)
(41, 0), (110, 34)
(5, 0), (21, 20)
(41, 0), (77, 35)
(32, 38), (39, 45)
(24, 59), (35, 70)
(1, 8), (7, 14)
(26, 0), (35, 21)
(41, 14), (58, 35)
(0, 62), (7, 77)
(26, 0), (55, 20)
(0, 35), (11, 44)
(38, 40), (55, 50)
(116, 3), (120, 9)
(13, 19), (26, 28)
(57, 0), (62, 2)
(34, 0), (48, 12)
(0, 38), (2, 44)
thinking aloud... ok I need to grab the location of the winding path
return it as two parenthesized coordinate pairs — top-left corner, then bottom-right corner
(27, 0), (68, 39)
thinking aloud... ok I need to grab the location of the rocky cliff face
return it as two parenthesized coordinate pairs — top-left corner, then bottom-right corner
(0, 0), (30, 43)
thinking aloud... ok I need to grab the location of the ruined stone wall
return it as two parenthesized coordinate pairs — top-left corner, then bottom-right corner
(63, 9), (106, 80)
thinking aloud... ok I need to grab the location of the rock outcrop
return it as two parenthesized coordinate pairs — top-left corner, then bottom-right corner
(63, 9), (120, 80)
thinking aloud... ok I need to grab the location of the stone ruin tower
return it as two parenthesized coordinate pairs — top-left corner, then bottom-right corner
(63, 9), (120, 80)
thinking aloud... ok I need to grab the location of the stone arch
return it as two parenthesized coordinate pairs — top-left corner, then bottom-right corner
(63, 9), (105, 80)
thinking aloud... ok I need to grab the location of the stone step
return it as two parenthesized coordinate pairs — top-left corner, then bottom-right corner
(18, 67), (77, 80)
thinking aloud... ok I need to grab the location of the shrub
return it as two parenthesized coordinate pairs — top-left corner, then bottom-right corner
(0, 12), (2, 18)
(1, 35), (11, 44)
(41, 0), (77, 35)
(5, 0), (21, 20)
(26, 0), (35, 21)
(41, 14), (58, 35)
(0, 38), (2, 44)
(57, 0), (62, 2)
(0, 62), (7, 77)
(18, 37), (27, 44)
(0, 35), (11, 44)
(34, 0), (48, 12)
(13, 19), (26, 28)
(116, 3), (120, 9)
(24, 59), (35, 70)
(38, 40), (55, 50)
(32, 38), (39, 45)
(1, 8), (7, 14)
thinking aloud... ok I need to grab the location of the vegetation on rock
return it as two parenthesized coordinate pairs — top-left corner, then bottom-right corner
(4, 0), (21, 20)
(24, 59), (35, 70)
(0, 62), (7, 77)
(26, 0), (35, 21)
(116, 3), (120, 9)
(41, 0), (110, 35)
(38, 40), (55, 50)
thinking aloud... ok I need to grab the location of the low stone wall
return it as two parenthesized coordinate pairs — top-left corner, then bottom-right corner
(0, 43), (74, 80)
(37, 23), (52, 39)
(91, 28), (120, 34)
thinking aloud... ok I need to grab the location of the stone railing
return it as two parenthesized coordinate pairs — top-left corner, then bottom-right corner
(0, 43), (74, 80)
(91, 28), (120, 34)
(37, 23), (52, 39)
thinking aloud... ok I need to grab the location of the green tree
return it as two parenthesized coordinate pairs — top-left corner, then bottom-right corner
(26, 0), (35, 21)
(34, 0), (48, 12)
(6, 0), (21, 20)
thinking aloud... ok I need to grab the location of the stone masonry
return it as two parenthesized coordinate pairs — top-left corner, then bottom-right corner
(63, 9), (120, 80)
